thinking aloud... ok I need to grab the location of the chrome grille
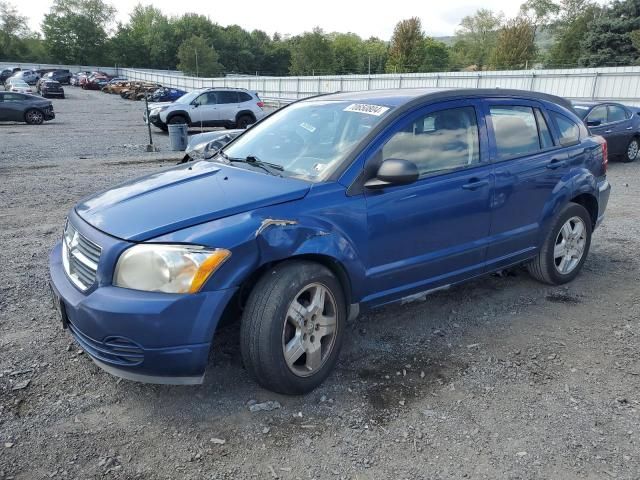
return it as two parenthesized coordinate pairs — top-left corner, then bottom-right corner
(62, 221), (101, 291)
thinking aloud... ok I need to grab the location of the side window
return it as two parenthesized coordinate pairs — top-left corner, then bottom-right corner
(194, 92), (217, 105)
(4, 93), (25, 102)
(608, 105), (628, 122)
(217, 91), (239, 104)
(551, 112), (581, 145)
(382, 106), (480, 176)
(490, 106), (541, 159)
(586, 105), (607, 125)
(238, 92), (252, 102)
(534, 108), (554, 149)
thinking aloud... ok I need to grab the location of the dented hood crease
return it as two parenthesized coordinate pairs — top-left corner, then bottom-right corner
(75, 161), (310, 241)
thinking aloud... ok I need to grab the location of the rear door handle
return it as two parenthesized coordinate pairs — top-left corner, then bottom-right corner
(546, 159), (567, 169)
(604, 130), (612, 134)
(461, 179), (489, 190)
(626, 126), (634, 130)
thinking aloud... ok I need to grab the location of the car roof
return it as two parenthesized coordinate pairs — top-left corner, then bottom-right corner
(306, 88), (574, 110)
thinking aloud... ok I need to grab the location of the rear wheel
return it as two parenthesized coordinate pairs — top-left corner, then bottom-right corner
(24, 109), (44, 125)
(622, 137), (639, 163)
(527, 202), (592, 285)
(236, 114), (254, 129)
(240, 261), (346, 394)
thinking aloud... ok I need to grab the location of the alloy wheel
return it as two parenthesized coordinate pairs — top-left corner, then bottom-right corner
(282, 283), (338, 377)
(553, 216), (587, 275)
(628, 139), (639, 161)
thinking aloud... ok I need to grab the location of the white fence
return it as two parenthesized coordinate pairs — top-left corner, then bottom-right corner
(0, 61), (183, 78)
(120, 66), (640, 106)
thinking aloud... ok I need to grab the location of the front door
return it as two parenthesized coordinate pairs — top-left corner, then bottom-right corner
(604, 104), (634, 155)
(363, 100), (493, 305)
(189, 91), (219, 126)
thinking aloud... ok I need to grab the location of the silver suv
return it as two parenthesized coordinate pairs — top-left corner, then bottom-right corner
(147, 88), (267, 131)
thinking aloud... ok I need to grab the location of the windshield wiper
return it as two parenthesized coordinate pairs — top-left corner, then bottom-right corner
(218, 151), (284, 176)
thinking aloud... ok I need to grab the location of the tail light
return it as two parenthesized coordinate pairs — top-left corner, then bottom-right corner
(594, 135), (608, 174)
(256, 101), (264, 108)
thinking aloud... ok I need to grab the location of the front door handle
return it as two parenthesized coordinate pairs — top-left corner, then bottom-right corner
(461, 179), (489, 190)
(626, 126), (634, 130)
(546, 159), (567, 169)
(604, 129), (612, 134)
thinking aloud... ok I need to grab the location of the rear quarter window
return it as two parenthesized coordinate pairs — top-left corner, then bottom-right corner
(551, 112), (581, 145)
(238, 92), (253, 102)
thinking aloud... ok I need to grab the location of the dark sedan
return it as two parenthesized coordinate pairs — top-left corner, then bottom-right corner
(45, 70), (73, 84)
(0, 69), (14, 84)
(573, 101), (640, 162)
(0, 92), (55, 124)
(39, 80), (65, 98)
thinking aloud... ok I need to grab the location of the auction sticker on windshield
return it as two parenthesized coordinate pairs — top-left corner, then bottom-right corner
(343, 103), (390, 116)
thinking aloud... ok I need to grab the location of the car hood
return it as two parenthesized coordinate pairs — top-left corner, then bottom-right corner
(75, 161), (310, 241)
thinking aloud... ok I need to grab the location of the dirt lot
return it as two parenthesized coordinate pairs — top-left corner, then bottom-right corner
(1, 89), (639, 480)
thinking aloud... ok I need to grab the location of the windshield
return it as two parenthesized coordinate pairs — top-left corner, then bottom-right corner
(572, 105), (590, 119)
(219, 100), (393, 181)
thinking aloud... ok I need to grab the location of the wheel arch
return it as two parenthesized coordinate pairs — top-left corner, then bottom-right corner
(570, 192), (598, 228)
(235, 110), (256, 123)
(166, 110), (191, 124)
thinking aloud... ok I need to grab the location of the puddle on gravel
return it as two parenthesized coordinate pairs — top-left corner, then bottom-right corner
(545, 293), (582, 304)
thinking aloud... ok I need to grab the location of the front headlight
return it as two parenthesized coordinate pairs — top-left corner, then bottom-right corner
(114, 244), (231, 293)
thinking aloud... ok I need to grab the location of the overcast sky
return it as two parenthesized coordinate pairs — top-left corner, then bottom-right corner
(17, 0), (532, 39)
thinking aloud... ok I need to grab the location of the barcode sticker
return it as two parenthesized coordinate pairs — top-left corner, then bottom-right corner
(343, 103), (390, 116)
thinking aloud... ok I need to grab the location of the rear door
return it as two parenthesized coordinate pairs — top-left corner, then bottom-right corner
(483, 99), (572, 268)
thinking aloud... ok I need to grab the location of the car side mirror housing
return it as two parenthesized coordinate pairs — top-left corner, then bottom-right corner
(364, 158), (419, 189)
(586, 119), (601, 127)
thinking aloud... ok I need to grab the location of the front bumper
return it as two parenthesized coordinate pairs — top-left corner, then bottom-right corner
(147, 113), (166, 129)
(596, 178), (611, 228)
(49, 240), (237, 384)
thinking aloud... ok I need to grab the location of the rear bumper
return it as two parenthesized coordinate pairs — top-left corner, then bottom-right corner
(596, 178), (611, 228)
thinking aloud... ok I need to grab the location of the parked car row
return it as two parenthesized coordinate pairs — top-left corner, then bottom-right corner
(0, 68), (72, 86)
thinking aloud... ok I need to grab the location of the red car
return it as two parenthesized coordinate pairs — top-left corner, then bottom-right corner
(82, 73), (109, 90)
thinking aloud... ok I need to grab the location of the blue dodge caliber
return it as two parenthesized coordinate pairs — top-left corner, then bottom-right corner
(49, 88), (611, 394)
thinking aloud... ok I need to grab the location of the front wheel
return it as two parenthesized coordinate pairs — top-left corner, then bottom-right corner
(527, 202), (592, 285)
(240, 261), (346, 394)
(622, 137), (639, 163)
(24, 109), (44, 125)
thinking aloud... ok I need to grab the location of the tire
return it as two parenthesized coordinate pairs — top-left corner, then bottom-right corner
(240, 261), (346, 395)
(527, 202), (592, 285)
(236, 114), (254, 129)
(168, 115), (187, 125)
(61, 95), (65, 99)
(622, 137), (639, 163)
(24, 109), (44, 125)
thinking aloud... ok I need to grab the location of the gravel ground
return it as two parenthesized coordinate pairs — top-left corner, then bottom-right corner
(1, 90), (639, 480)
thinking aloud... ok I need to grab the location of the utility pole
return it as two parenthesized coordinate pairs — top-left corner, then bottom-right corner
(195, 49), (199, 77)
(368, 55), (371, 75)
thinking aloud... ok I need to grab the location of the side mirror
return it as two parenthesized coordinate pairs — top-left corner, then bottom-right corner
(364, 158), (419, 189)
(586, 119), (601, 127)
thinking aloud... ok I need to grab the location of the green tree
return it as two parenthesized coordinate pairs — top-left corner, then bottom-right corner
(386, 17), (425, 73)
(453, 9), (503, 69)
(362, 37), (388, 74)
(41, 0), (116, 64)
(547, 2), (600, 67)
(331, 32), (362, 74)
(177, 35), (223, 77)
(262, 32), (291, 75)
(492, 16), (538, 69)
(421, 37), (450, 72)
(579, 0), (640, 66)
(0, 1), (31, 60)
(289, 28), (334, 75)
